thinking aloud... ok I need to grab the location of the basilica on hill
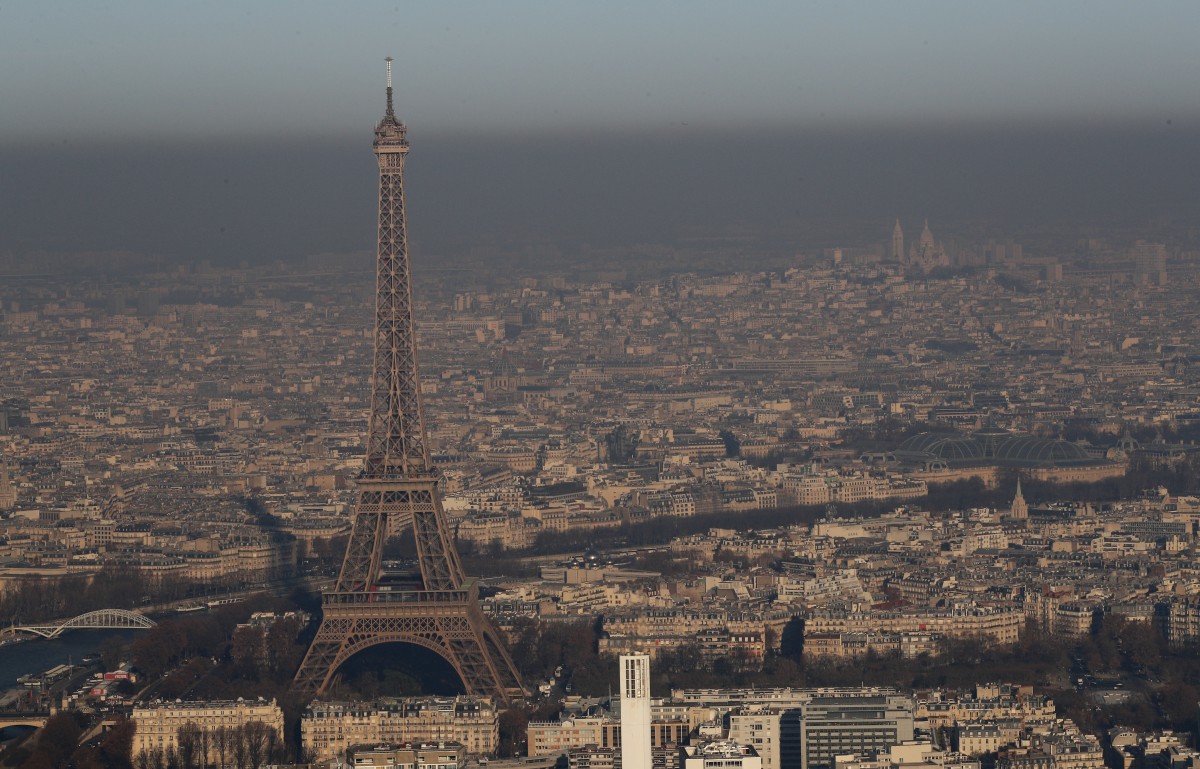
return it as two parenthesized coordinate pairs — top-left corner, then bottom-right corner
(891, 218), (950, 272)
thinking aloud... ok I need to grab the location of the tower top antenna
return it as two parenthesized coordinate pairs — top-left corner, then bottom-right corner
(384, 57), (395, 120)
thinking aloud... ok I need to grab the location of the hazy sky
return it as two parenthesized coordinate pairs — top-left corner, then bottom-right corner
(2, 3), (1199, 266)
(3, 1), (1199, 144)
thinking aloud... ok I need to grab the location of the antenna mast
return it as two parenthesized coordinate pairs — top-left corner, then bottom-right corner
(384, 57), (395, 119)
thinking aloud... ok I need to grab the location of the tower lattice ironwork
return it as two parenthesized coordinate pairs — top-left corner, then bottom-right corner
(292, 60), (524, 702)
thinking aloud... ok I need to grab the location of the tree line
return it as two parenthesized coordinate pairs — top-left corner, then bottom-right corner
(0, 567), (190, 626)
(16, 714), (134, 769)
(124, 595), (310, 705)
(134, 721), (285, 769)
(446, 457), (1200, 561)
(513, 502), (838, 557)
(924, 454), (1200, 511)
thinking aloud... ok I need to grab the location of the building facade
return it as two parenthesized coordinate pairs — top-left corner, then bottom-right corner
(794, 692), (915, 769)
(347, 742), (468, 769)
(302, 697), (499, 761)
(131, 699), (284, 759)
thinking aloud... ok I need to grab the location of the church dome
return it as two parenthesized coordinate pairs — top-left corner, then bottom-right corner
(919, 220), (935, 247)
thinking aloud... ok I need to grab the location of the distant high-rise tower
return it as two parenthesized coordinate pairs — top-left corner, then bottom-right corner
(1131, 241), (1167, 287)
(0, 462), (16, 510)
(619, 654), (653, 769)
(890, 219), (904, 261)
(291, 59), (524, 703)
(1009, 479), (1028, 520)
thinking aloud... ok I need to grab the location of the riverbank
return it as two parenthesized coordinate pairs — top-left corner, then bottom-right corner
(0, 629), (143, 689)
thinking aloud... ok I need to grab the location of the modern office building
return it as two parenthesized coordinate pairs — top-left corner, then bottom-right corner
(728, 709), (781, 769)
(793, 692), (914, 769)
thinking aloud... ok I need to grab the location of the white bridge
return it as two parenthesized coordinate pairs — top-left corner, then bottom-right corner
(4, 609), (157, 639)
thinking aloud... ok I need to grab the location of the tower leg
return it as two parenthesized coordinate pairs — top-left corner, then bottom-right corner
(292, 617), (353, 696)
(292, 607), (524, 702)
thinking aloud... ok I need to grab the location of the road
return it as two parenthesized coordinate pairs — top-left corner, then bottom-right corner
(138, 576), (336, 617)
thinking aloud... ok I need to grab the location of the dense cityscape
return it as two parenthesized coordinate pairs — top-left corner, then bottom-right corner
(4, 212), (1200, 769)
(4, 6), (1200, 769)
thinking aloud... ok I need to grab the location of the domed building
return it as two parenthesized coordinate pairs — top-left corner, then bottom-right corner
(907, 219), (950, 272)
(896, 433), (985, 465)
(484, 356), (523, 392)
(992, 435), (1095, 465)
(895, 427), (1124, 485)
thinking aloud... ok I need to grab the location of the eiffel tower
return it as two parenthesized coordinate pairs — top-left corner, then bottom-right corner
(292, 60), (524, 703)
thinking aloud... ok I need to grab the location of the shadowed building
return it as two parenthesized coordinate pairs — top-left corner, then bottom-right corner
(894, 428), (1124, 485)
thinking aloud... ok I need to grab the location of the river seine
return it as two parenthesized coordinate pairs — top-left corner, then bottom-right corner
(0, 629), (145, 687)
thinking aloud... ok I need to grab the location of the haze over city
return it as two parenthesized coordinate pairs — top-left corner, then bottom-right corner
(3, 2), (1200, 263)
(4, 6), (1200, 769)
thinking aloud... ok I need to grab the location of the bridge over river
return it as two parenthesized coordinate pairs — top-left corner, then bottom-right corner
(2, 609), (156, 640)
(0, 713), (49, 729)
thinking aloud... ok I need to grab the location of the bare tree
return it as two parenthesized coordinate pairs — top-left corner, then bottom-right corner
(296, 746), (318, 767)
(213, 727), (230, 769)
(101, 717), (137, 769)
(242, 722), (272, 769)
(177, 723), (201, 769)
(197, 727), (211, 769)
(231, 725), (249, 769)
(264, 726), (282, 767)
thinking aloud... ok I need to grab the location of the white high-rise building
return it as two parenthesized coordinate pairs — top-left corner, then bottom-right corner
(619, 654), (652, 769)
